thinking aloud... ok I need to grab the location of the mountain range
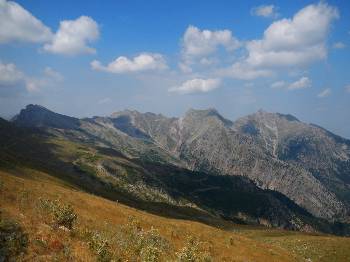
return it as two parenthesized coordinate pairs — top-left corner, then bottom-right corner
(2, 104), (350, 235)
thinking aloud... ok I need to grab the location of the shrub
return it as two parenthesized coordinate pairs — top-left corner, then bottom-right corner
(140, 227), (168, 262)
(37, 198), (77, 229)
(0, 217), (28, 261)
(117, 216), (170, 260)
(87, 230), (113, 262)
(80, 217), (170, 261)
(176, 237), (212, 262)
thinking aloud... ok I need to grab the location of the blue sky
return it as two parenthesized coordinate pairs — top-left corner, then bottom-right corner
(0, 0), (350, 138)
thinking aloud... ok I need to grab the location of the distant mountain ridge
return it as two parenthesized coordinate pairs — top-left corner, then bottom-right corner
(12, 104), (80, 130)
(10, 104), (350, 229)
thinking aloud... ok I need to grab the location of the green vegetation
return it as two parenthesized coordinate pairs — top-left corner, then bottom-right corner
(82, 216), (171, 261)
(86, 230), (113, 262)
(117, 216), (170, 261)
(0, 217), (28, 261)
(38, 198), (78, 229)
(176, 237), (212, 262)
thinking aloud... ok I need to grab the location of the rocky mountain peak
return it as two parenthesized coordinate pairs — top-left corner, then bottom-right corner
(185, 108), (219, 117)
(12, 104), (80, 130)
(250, 110), (300, 123)
(184, 108), (233, 127)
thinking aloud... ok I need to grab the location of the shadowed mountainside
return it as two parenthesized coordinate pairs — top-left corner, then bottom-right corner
(6, 105), (350, 234)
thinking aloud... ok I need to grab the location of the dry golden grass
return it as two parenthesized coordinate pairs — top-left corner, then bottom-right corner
(1, 168), (349, 261)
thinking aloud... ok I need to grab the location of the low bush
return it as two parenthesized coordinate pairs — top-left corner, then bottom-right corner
(87, 230), (113, 262)
(117, 216), (170, 261)
(176, 237), (212, 262)
(37, 198), (77, 229)
(0, 217), (28, 261)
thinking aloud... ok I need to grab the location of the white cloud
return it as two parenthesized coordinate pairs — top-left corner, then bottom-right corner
(332, 42), (346, 49)
(43, 67), (63, 81)
(169, 78), (221, 94)
(0, 62), (62, 92)
(251, 5), (279, 18)
(25, 67), (63, 92)
(247, 3), (338, 67)
(218, 62), (273, 80)
(91, 53), (167, 73)
(288, 76), (311, 90)
(24, 77), (46, 92)
(43, 16), (99, 55)
(246, 3), (338, 69)
(0, 2), (99, 56)
(0, 62), (23, 86)
(271, 80), (286, 89)
(317, 88), (331, 98)
(180, 25), (240, 72)
(178, 62), (192, 73)
(216, 3), (338, 81)
(182, 25), (240, 58)
(0, 0), (52, 43)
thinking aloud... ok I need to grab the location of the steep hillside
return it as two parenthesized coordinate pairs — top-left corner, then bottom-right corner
(8, 105), (350, 232)
(2, 167), (350, 261)
(12, 104), (80, 130)
(233, 111), (350, 215)
(110, 108), (350, 222)
(1, 116), (332, 233)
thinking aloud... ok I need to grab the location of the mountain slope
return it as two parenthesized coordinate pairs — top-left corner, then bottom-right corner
(1, 115), (331, 232)
(4, 168), (350, 262)
(233, 111), (350, 215)
(7, 105), (350, 232)
(12, 104), (80, 130)
(106, 108), (350, 222)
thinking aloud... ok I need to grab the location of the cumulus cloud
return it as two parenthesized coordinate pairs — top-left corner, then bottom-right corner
(169, 78), (221, 94)
(182, 25), (240, 58)
(0, 0), (53, 43)
(0, 1), (99, 56)
(332, 42), (346, 49)
(317, 88), (331, 98)
(251, 5), (279, 18)
(180, 25), (240, 72)
(43, 16), (99, 55)
(218, 62), (273, 80)
(288, 76), (311, 90)
(91, 53), (167, 73)
(218, 3), (338, 81)
(0, 62), (24, 86)
(245, 3), (338, 68)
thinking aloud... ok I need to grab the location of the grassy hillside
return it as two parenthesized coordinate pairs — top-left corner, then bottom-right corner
(1, 168), (350, 261)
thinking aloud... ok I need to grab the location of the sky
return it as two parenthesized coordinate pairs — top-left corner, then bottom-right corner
(0, 0), (350, 138)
